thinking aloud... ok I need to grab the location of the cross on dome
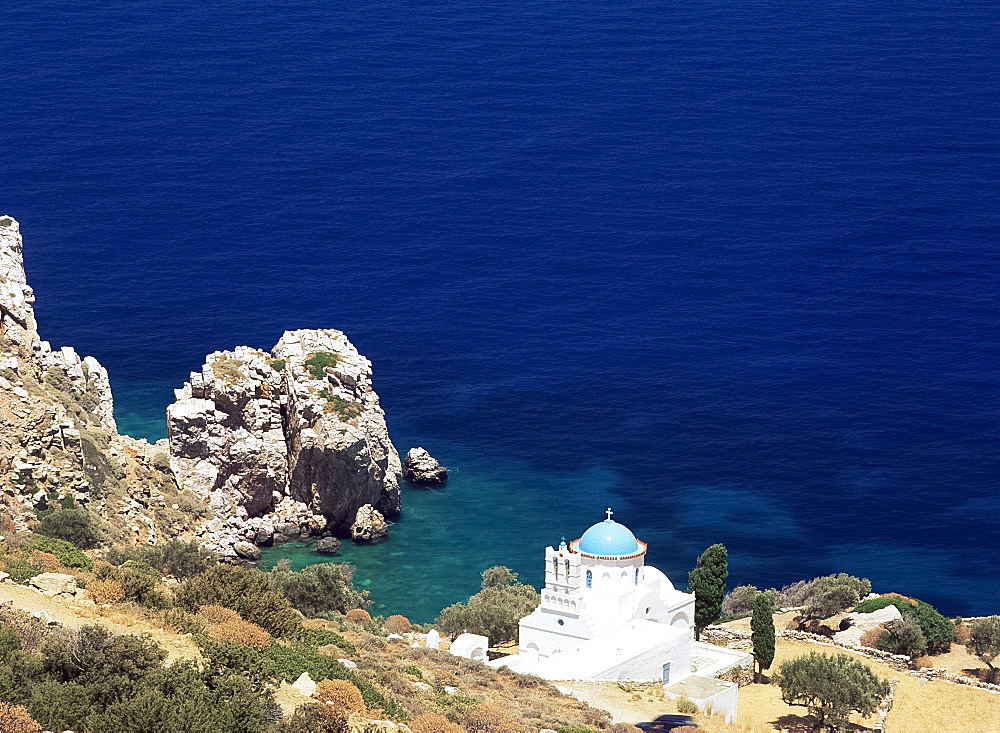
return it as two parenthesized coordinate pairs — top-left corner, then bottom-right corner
(606, 507), (613, 521)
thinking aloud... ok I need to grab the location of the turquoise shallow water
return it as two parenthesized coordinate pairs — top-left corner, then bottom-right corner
(259, 442), (621, 623)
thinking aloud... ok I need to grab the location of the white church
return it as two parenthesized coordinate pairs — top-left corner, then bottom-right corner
(486, 510), (750, 721)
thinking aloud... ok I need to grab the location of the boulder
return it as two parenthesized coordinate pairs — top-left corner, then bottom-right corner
(834, 604), (903, 646)
(351, 504), (388, 541)
(316, 536), (341, 554)
(402, 447), (448, 485)
(292, 671), (316, 697)
(28, 572), (77, 597)
(844, 605), (903, 630)
(234, 541), (262, 561)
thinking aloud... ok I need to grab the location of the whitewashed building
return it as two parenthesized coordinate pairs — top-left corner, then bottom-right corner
(489, 510), (750, 722)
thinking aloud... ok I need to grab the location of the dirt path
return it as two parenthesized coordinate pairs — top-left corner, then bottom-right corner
(0, 582), (200, 663)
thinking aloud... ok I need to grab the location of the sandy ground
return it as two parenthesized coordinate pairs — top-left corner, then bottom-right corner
(0, 581), (200, 663)
(558, 635), (1000, 733)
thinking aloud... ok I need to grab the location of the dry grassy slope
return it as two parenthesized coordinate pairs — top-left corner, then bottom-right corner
(0, 338), (208, 546)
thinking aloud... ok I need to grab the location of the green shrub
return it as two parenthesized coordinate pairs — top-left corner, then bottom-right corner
(855, 597), (953, 654)
(271, 562), (370, 617)
(36, 508), (101, 549)
(176, 565), (300, 637)
(876, 616), (926, 659)
(30, 534), (93, 571)
(95, 562), (168, 609)
(676, 698), (699, 714)
(151, 452), (171, 472)
(199, 638), (405, 718)
(28, 680), (92, 732)
(436, 582), (539, 644)
(4, 556), (43, 583)
(290, 627), (356, 655)
(304, 352), (338, 379)
(269, 359), (286, 373)
(781, 573), (871, 619)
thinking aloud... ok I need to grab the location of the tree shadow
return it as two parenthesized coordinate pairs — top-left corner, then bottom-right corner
(771, 713), (819, 732)
(771, 713), (874, 733)
(962, 666), (998, 683)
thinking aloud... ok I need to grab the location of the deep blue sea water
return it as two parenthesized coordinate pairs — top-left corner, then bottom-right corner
(3, 1), (998, 621)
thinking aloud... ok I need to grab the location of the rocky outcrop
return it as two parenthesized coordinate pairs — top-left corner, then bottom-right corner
(1, 217), (406, 558)
(0, 217), (40, 351)
(166, 329), (401, 555)
(316, 536), (341, 554)
(350, 504), (388, 541)
(402, 447), (448, 485)
(0, 216), (116, 435)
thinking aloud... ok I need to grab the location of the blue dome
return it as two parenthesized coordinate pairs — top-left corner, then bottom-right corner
(577, 519), (640, 557)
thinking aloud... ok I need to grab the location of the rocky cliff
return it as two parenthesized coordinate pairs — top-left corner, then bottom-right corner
(166, 329), (402, 555)
(0, 216), (175, 545)
(0, 216), (403, 558)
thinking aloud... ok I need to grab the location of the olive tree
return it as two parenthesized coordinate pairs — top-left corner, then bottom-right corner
(968, 616), (1000, 682)
(775, 652), (889, 731)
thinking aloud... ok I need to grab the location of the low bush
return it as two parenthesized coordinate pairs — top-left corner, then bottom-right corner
(94, 562), (167, 610)
(304, 352), (339, 380)
(313, 678), (365, 713)
(28, 550), (59, 572)
(35, 508), (101, 549)
(199, 638), (405, 718)
(271, 562), (370, 617)
(855, 596), (914, 614)
(0, 701), (42, 733)
(29, 534), (93, 571)
(274, 703), (348, 733)
(385, 614), (412, 634)
(176, 564), (300, 637)
(107, 539), (214, 580)
(876, 616), (926, 659)
(3, 557), (41, 583)
(722, 585), (759, 617)
(291, 627), (356, 655)
(87, 579), (125, 605)
(856, 596), (953, 654)
(859, 626), (885, 648)
(346, 608), (371, 624)
(463, 704), (528, 733)
(408, 713), (463, 733)
(676, 697), (699, 714)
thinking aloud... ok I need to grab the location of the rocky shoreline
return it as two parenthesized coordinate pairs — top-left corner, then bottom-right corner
(0, 216), (406, 560)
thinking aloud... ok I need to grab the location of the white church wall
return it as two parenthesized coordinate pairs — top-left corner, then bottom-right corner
(587, 629), (693, 682)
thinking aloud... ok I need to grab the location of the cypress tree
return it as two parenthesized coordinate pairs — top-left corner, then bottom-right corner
(688, 543), (728, 640)
(751, 591), (776, 682)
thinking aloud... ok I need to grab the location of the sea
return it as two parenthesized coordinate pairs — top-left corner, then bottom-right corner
(2, 1), (997, 622)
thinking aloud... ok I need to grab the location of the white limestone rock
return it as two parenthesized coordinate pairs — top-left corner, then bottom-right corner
(28, 572), (77, 597)
(166, 329), (401, 550)
(292, 671), (317, 697)
(0, 216), (40, 351)
(834, 604), (903, 646)
(350, 503), (388, 541)
(402, 447), (448, 485)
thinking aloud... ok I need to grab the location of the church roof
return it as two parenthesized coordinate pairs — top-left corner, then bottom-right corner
(577, 513), (641, 557)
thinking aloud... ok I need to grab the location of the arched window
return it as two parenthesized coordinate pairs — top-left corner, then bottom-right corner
(553, 557), (559, 580)
(565, 559), (570, 579)
(635, 568), (639, 585)
(586, 570), (592, 588)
